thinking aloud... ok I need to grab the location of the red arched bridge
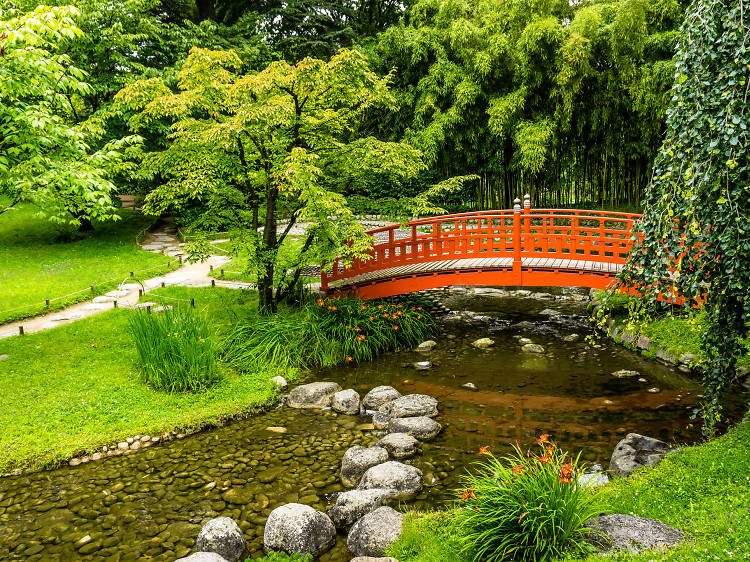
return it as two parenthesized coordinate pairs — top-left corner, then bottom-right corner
(322, 195), (642, 299)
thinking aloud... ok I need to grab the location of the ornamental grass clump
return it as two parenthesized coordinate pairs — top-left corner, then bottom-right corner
(456, 437), (601, 562)
(222, 296), (437, 370)
(128, 306), (222, 392)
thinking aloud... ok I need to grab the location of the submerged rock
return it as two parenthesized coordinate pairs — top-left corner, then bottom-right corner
(264, 503), (336, 556)
(472, 337), (495, 349)
(584, 514), (683, 554)
(563, 333), (580, 342)
(522, 343), (545, 354)
(577, 464), (609, 489)
(332, 389), (361, 415)
(270, 376), (288, 390)
(462, 382), (477, 390)
(610, 433), (675, 478)
(539, 308), (561, 316)
(176, 553), (229, 562)
(358, 461), (422, 499)
(287, 382), (341, 409)
(612, 369), (640, 378)
(374, 433), (420, 459)
(348, 506), (405, 558)
(416, 340), (437, 352)
(363, 386), (402, 410)
(196, 517), (246, 562)
(341, 446), (390, 487)
(328, 488), (395, 530)
(378, 394), (438, 418)
(388, 416), (442, 441)
(372, 412), (391, 429)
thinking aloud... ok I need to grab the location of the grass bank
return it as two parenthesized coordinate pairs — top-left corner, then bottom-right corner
(0, 200), (171, 324)
(386, 421), (750, 561)
(0, 287), (295, 473)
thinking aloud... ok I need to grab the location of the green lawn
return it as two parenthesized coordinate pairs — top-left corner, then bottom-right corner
(0, 200), (171, 324)
(386, 421), (750, 561)
(0, 287), (296, 472)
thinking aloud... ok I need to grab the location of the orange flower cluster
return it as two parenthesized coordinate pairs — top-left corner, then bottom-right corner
(559, 462), (574, 484)
(478, 446), (490, 455)
(460, 488), (476, 501)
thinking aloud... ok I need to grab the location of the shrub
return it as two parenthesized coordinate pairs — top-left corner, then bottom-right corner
(222, 296), (437, 371)
(455, 437), (601, 562)
(128, 306), (223, 392)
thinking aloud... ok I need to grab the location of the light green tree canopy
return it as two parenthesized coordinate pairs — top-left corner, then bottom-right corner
(115, 48), (461, 311)
(0, 5), (139, 229)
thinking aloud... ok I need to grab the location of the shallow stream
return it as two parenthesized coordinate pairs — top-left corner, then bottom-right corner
(0, 287), (743, 561)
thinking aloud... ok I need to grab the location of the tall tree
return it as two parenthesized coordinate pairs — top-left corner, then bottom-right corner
(0, 6), (138, 229)
(114, 48), (453, 312)
(610, 0), (750, 431)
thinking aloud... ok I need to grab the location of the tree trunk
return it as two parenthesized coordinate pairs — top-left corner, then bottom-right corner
(258, 183), (278, 313)
(78, 217), (94, 232)
(196, 0), (216, 21)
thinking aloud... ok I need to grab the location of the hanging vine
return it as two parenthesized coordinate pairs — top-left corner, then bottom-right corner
(607, 0), (750, 433)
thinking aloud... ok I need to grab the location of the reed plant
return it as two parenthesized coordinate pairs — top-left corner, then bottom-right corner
(455, 437), (601, 561)
(222, 296), (437, 371)
(128, 306), (222, 392)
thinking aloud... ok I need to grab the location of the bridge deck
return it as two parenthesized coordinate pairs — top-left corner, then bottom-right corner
(329, 257), (623, 288)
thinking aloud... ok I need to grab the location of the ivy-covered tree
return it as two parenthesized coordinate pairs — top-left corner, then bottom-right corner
(114, 48), (458, 312)
(0, 6), (138, 229)
(611, 0), (749, 431)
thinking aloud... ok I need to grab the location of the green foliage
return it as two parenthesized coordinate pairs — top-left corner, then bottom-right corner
(0, 5), (140, 228)
(0, 199), (170, 324)
(114, 47), (459, 312)
(385, 510), (468, 562)
(455, 437), (600, 561)
(222, 297), (438, 370)
(128, 306), (222, 392)
(609, 0), (750, 433)
(370, 0), (682, 209)
(251, 552), (311, 562)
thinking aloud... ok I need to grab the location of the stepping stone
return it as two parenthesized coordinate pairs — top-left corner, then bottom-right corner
(92, 296), (116, 303)
(134, 302), (158, 309)
(105, 290), (130, 298)
(82, 303), (111, 310)
(388, 417), (442, 441)
(153, 305), (173, 313)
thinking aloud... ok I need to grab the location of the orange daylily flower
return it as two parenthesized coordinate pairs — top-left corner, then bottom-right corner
(537, 434), (551, 445)
(513, 465), (524, 475)
(346, 356), (353, 362)
(460, 489), (476, 501)
(478, 446), (490, 455)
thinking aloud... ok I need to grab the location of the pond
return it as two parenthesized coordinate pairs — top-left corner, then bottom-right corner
(0, 287), (742, 561)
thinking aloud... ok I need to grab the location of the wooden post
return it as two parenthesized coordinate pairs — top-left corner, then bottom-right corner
(90, 285), (95, 293)
(211, 279), (215, 287)
(138, 289), (143, 297)
(513, 199), (522, 285)
(190, 298), (195, 308)
(146, 306), (152, 314)
(411, 224), (417, 258)
(178, 256), (183, 265)
(161, 281), (165, 288)
(130, 271), (134, 278)
(221, 268), (224, 278)
(114, 300), (118, 309)
(209, 264), (214, 272)
(19, 326), (24, 336)
(45, 299), (50, 308)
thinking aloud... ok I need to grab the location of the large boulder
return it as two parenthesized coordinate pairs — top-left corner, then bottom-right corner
(363, 386), (402, 410)
(287, 382), (341, 409)
(358, 461), (423, 499)
(610, 433), (675, 477)
(328, 488), (394, 530)
(263, 503), (336, 556)
(377, 394), (438, 418)
(332, 389), (361, 415)
(388, 416), (442, 441)
(196, 517), (246, 562)
(177, 554), (229, 562)
(341, 446), (390, 487)
(372, 412), (391, 429)
(374, 433), (419, 459)
(347, 506), (405, 557)
(584, 514), (683, 553)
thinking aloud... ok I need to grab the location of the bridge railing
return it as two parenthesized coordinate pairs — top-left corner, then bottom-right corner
(321, 195), (642, 290)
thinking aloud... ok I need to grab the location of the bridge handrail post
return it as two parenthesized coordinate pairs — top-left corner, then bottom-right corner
(513, 199), (522, 284)
(411, 224), (418, 258)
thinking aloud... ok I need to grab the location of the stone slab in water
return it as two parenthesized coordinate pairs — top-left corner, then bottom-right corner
(362, 386), (401, 410)
(331, 389), (361, 415)
(471, 337), (495, 349)
(196, 517), (246, 562)
(264, 503), (336, 556)
(377, 394), (438, 418)
(584, 514), (683, 553)
(388, 416), (442, 441)
(328, 488), (395, 530)
(341, 446), (389, 487)
(357, 461), (422, 499)
(287, 382), (342, 409)
(347, 506), (405, 558)
(374, 433), (419, 459)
